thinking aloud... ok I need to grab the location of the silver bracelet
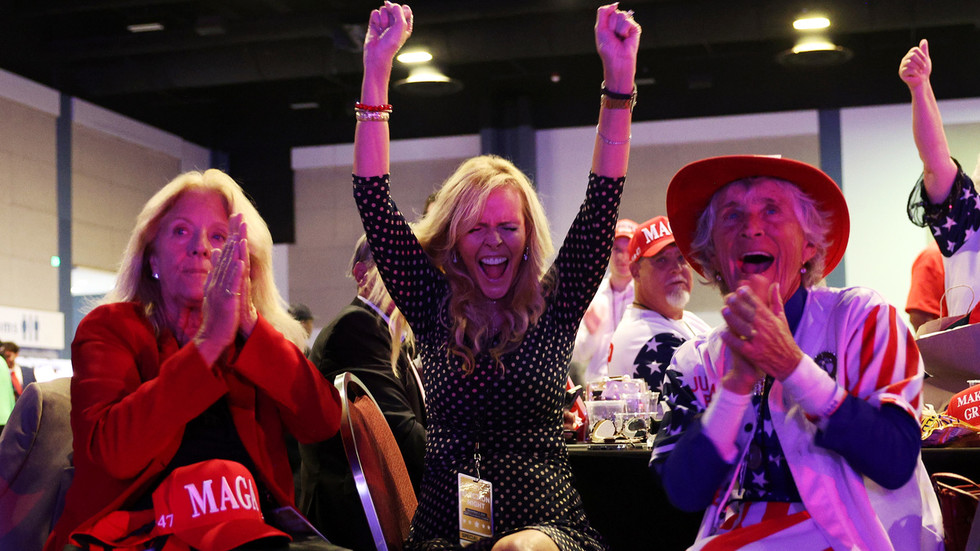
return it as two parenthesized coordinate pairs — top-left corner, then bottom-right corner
(596, 125), (630, 145)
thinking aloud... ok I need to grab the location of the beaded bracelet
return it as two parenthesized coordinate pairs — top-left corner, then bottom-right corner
(596, 125), (630, 145)
(354, 102), (393, 113)
(355, 110), (390, 122)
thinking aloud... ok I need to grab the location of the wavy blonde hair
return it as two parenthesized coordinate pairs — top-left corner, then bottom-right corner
(411, 155), (554, 374)
(103, 169), (306, 347)
(351, 234), (415, 374)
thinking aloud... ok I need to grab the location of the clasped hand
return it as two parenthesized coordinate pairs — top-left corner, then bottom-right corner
(195, 213), (257, 363)
(719, 275), (804, 394)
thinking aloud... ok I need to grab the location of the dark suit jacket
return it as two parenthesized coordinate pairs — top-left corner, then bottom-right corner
(300, 298), (426, 550)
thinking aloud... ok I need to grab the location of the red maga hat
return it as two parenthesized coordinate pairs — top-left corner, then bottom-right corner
(152, 459), (291, 551)
(665, 155), (849, 279)
(628, 216), (675, 263)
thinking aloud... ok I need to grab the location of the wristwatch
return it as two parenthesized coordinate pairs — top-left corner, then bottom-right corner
(601, 83), (637, 111)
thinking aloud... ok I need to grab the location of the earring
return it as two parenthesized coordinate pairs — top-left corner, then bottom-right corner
(152, 272), (160, 280)
(451, 250), (458, 264)
(714, 273), (722, 282)
(800, 266), (807, 274)
(523, 247), (529, 261)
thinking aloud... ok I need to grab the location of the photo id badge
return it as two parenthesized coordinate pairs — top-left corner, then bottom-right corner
(458, 473), (493, 546)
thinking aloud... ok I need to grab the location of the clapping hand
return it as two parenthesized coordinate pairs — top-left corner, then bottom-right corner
(720, 275), (804, 391)
(195, 213), (256, 365)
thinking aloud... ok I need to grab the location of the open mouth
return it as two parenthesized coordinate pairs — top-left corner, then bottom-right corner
(480, 256), (508, 280)
(738, 252), (774, 275)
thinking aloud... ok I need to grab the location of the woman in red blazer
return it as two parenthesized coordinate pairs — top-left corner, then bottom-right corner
(45, 169), (341, 551)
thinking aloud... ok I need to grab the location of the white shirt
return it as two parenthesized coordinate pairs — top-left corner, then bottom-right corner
(571, 276), (634, 383)
(606, 305), (711, 391)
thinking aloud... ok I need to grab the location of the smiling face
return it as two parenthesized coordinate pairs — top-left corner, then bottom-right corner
(709, 179), (816, 299)
(457, 186), (527, 300)
(148, 189), (230, 311)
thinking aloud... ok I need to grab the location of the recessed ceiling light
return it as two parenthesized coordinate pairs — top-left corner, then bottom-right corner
(397, 50), (433, 64)
(793, 16), (830, 31)
(792, 39), (838, 54)
(127, 22), (165, 33)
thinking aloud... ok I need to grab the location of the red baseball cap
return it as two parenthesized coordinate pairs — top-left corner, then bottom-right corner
(946, 383), (980, 427)
(615, 218), (638, 239)
(628, 216), (675, 263)
(665, 155), (849, 278)
(152, 459), (291, 551)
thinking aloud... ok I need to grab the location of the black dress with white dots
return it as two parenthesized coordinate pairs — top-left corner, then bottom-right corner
(353, 173), (624, 550)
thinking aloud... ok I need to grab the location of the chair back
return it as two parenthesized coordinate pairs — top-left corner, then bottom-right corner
(335, 372), (417, 551)
(0, 377), (74, 551)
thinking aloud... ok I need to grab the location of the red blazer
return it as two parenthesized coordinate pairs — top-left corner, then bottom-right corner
(45, 302), (341, 551)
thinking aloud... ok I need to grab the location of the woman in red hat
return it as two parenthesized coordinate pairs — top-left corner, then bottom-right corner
(650, 156), (942, 550)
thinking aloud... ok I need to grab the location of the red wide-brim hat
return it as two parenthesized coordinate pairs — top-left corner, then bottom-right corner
(665, 155), (850, 279)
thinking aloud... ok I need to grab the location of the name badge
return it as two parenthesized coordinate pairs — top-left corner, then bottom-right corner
(458, 473), (493, 546)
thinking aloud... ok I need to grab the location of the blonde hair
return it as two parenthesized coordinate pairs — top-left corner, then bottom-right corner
(351, 235), (415, 374)
(103, 169), (306, 347)
(411, 155), (555, 374)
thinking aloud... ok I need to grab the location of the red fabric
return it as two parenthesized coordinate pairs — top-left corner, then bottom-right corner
(906, 242), (946, 318)
(45, 302), (341, 551)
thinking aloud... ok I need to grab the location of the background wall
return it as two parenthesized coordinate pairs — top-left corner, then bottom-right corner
(842, 98), (980, 315)
(0, 69), (209, 356)
(0, 75), (59, 311)
(5, 63), (980, 356)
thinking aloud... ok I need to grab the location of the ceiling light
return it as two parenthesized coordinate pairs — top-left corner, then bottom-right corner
(393, 66), (463, 96)
(777, 35), (853, 66)
(397, 50), (433, 64)
(793, 16), (830, 31)
(792, 39), (838, 54)
(290, 102), (320, 110)
(404, 67), (450, 84)
(127, 22), (164, 33)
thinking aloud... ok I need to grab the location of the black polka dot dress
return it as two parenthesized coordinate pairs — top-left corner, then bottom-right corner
(353, 173), (624, 550)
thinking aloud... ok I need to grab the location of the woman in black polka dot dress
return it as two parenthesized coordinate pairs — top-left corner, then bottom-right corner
(351, 3), (639, 550)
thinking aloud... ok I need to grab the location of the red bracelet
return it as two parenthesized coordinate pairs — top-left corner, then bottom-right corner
(355, 102), (393, 113)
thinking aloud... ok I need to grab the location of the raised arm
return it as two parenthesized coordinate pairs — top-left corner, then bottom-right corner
(353, 2), (413, 178)
(592, 3), (640, 179)
(899, 39), (958, 204)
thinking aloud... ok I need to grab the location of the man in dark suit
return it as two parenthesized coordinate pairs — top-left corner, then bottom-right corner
(2, 342), (33, 399)
(299, 236), (426, 550)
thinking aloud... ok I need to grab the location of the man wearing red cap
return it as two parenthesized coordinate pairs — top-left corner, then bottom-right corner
(606, 216), (710, 393)
(570, 218), (637, 385)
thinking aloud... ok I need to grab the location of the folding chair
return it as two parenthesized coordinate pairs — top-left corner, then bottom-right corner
(0, 377), (74, 551)
(334, 372), (417, 551)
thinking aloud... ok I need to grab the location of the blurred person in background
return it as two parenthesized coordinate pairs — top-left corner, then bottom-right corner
(606, 216), (710, 393)
(300, 234), (426, 550)
(570, 218), (636, 386)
